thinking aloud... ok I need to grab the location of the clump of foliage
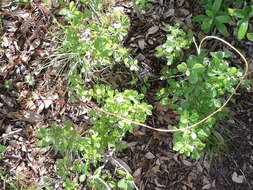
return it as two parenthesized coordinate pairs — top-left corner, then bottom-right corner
(156, 24), (192, 66)
(228, 4), (253, 40)
(157, 51), (242, 158)
(56, 1), (138, 88)
(37, 0), (248, 188)
(37, 85), (152, 189)
(156, 24), (244, 158)
(193, 0), (231, 36)
(194, 0), (253, 40)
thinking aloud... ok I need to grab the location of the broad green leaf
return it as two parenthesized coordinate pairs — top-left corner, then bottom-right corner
(242, 5), (252, 16)
(117, 169), (127, 176)
(237, 21), (248, 40)
(212, 0), (222, 13)
(215, 21), (229, 36)
(215, 15), (231, 23)
(247, 33), (253, 41)
(233, 9), (246, 19)
(206, 9), (214, 18)
(192, 63), (205, 72)
(192, 15), (209, 22)
(177, 62), (187, 72)
(180, 110), (189, 124)
(201, 19), (213, 33)
(189, 72), (198, 83)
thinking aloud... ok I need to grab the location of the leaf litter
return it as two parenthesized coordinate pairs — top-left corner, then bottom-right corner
(0, 0), (253, 189)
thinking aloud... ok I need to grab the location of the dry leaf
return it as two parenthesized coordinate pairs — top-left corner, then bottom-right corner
(133, 168), (142, 177)
(145, 152), (155, 159)
(146, 26), (159, 38)
(232, 172), (244, 183)
(22, 111), (43, 123)
(137, 39), (146, 50)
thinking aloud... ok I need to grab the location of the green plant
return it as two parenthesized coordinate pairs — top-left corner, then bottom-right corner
(37, 85), (152, 189)
(228, 4), (253, 40)
(0, 144), (6, 156)
(156, 24), (192, 66)
(54, 1), (140, 99)
(134, 0), (148, 9)
(193, 0), (231, 36)
(157, 47), (243, 158)
(57, 1), (138, 78)
(0, 168), (39, 190)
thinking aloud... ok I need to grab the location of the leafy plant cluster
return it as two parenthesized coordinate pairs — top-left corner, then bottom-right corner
(156, 24), (193, 66)
(157, 49), (242, 158)
(37, 1), (149, 189)
(56, 1), (139, 90)
(37, 85), (152, 189)
(194, 0), (253, 40)
(35, 0), (247, 189)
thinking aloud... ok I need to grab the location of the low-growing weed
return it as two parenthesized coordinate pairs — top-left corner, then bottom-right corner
(156, 24), (247, 158)
(37, 85), (152, 189)
(193, 0), (231, 36)
(37, 0), (248, 188)
(228, 4), (253, 40)
(157, 51), (242, 158)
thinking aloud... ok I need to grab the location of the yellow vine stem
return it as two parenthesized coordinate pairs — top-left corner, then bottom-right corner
(88, 36), (248, 133)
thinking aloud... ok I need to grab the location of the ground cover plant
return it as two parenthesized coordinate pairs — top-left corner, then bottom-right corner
(35, 0), (248, 188)
(0, 0), (253, 189)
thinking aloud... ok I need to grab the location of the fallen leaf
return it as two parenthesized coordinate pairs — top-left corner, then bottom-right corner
(137, 39), (146, 50)
(145, 152), (155, 159)
(133, 168), (142, 177)
(146, 26), (159, 38)
(232, 172), (244, 183)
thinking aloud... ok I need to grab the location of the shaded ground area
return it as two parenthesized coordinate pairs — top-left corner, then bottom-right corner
(0, 0), (253, 189)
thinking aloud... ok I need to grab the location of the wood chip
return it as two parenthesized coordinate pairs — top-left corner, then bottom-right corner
(145, 152), (155, 159)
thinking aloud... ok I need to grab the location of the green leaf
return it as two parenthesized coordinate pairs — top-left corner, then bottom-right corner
(59, 8), (69, 16)
(192, 63), (205, 72)
(69, 1), (75, 11)
(161, 97), (169, 105)
(201, 19), (213, 33)
(215, 22), (229, 36)
(213, 99), (221, 107)
(247, 33), (253, 41)
(189, 72), (199, 84)
(117, 169), (127, 176)
(228, 8), (235, 16)
(192, 15), (209, 22)
(173, 141), (184, 151)
(237, 21), (248, 40)
(205, 9), (214, 18)
(0, 145), (6, 153)
(79, 174), (86, 182)
(215, 15), (231, 23)
(118, 179), (127, 189)
(212, 0), (222, 13)
(177, 62), (187, 72)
